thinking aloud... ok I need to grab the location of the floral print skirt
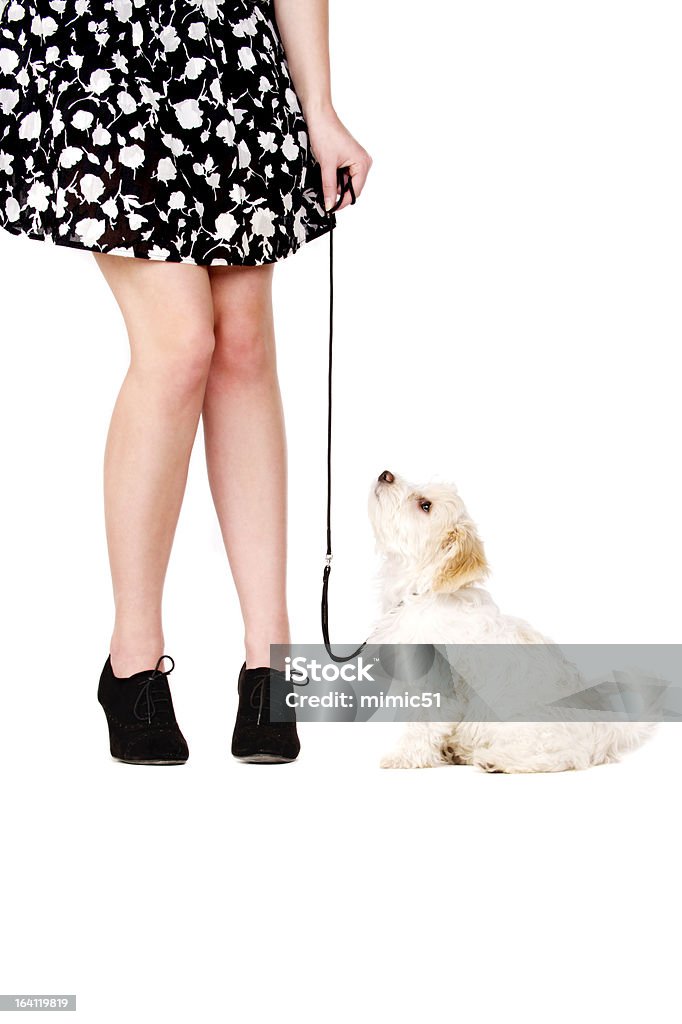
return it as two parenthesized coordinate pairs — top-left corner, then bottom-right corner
(0, 0), (332, 265)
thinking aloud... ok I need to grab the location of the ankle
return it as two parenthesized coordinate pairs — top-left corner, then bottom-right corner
(244, 626), (290, 671)
(109, 635), (165, 678)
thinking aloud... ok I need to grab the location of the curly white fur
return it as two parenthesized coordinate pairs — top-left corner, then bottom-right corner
(368, 471), (654, 773)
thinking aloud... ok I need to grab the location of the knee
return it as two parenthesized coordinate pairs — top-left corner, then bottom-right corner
(210, 315), (273, 385)
(133, 326), (216, 395)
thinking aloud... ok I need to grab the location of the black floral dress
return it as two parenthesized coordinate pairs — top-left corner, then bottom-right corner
(0, 0), (331, 265)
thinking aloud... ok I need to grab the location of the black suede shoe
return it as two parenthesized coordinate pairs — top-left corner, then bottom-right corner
(231, 663), (300, 764)
(98, 653), (189, 765)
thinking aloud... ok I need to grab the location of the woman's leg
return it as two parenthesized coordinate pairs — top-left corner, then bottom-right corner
(202, 263), (290, 669)
(93, 253), (216, 678)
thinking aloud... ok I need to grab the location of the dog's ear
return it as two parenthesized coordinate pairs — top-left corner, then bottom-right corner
(432, 521), (489, 593)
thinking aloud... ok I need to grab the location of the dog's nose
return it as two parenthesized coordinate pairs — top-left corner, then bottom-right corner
(378, 470), (394, 483)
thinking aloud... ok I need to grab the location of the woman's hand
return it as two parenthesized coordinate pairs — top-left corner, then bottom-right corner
(305, 108), (373, 213)
(271, 1), (371, 211)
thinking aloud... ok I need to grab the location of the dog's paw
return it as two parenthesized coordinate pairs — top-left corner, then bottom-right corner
(380, 751), (412, 769)
(474, 758), (508, 774)
(380, 749), (440, 769)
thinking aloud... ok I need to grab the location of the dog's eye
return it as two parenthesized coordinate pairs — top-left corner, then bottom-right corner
(420, 501), (431, 513)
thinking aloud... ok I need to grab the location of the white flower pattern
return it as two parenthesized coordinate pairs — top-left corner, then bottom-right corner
(0, 0), (331, 264)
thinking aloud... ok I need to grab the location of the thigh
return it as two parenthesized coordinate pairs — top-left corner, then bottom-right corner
(208, 263), (275, 342)
(93, 253), (215, 350)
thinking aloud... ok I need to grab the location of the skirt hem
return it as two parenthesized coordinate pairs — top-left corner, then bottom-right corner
(0, 217), (334, 267)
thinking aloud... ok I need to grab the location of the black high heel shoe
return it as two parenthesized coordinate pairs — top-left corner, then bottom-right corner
(231, 663), (300, 764)
(98, 653), (189, 765)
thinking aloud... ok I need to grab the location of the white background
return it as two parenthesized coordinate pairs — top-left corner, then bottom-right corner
(1, 1), (680, 1021)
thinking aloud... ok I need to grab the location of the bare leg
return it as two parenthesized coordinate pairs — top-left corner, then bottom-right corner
(93, 253), (216, 678)
(202, 263), (290, 669)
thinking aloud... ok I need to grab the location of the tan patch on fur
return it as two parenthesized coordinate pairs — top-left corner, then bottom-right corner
(432, 523), (489, 593)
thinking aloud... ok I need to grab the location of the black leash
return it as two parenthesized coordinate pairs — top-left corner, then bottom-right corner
(320, 165), (368, 663)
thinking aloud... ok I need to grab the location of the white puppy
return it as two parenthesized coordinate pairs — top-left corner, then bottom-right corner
(368, 470), (654, 772)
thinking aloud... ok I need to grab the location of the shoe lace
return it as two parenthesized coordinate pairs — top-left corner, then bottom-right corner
(249, 676), (269, 726)
(133, 654), (176, 725)
(248, 669), (309, 725)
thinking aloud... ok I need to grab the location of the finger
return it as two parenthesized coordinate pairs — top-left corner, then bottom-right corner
(321, 166), (340, 213)
(335, 161), (371, 212)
